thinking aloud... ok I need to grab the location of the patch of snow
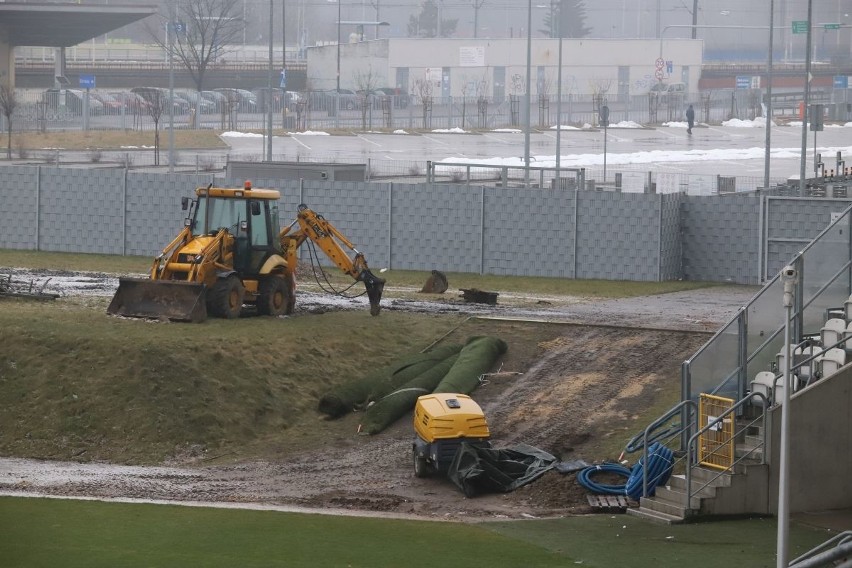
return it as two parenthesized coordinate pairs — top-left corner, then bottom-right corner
(431, 127), (468, 134)
(289, 130), (330, 136)
(493, 128), (522, 133)
(393, 129), (409, 135)
(220, 131), (264, 138)
(549, 125), (581, 131)
(609, 120), (643, 128)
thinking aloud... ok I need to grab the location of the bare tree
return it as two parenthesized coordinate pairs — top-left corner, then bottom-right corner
(353, 68), (382, 130)
(589, 78), (612, 127)
(413, 77), (434, 129)
(135, 89), (167, 165)
(147, 0), (243, 123)
(0, 84), (17, 159)
(459, 76), (473, 129)
(476, 77), (489, 128)
(538, 73), (554, 127)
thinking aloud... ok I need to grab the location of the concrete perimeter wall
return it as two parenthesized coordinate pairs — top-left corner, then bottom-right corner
(1, 165), (850, 284)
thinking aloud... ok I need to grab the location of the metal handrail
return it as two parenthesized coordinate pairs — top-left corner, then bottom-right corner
(790, 531), (852, 567)
(684, 392), (769, 507)
(625, 399), (698, 499)
(684, 201), (852, 403)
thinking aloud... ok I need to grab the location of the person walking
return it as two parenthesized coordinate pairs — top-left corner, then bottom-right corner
(686, 104), (695, 135)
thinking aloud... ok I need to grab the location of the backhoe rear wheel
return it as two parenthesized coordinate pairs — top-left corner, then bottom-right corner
(208, 275), (245, 319)
(257, 275), (294, 316)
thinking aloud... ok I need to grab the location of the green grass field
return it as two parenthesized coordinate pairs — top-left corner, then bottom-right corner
(0, 497), (832, 568)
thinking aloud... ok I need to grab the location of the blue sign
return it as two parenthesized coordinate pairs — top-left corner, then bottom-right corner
(172, 21), (186, 33)
(736, 75), (751, 89)
(79, 75), (95, 89)
(666, 61), (673, 74)
(280, 69), (287, 88)
(834, 75), (849, 89)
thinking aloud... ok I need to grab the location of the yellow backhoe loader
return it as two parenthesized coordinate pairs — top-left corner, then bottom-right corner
(107, 183), (385, 322)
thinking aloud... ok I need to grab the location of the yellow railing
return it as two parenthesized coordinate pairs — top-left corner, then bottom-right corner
(698, 393), (735, 471)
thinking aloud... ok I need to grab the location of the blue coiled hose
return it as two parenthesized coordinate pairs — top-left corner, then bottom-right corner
(577, 442), (674, 500)
(624, 442), (674, 500)
(576, 463), (632, 495)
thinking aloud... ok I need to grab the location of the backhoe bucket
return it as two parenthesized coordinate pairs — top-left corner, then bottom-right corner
(361, 270), (386, 316)
(107, 278), (208, 323)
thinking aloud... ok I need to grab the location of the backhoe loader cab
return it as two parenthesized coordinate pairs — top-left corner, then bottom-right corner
(107, 184), (384, 322)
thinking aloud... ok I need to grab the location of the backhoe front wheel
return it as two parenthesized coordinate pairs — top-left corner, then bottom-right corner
(208, 275), (245, 319)
(257, 275), (294, 316)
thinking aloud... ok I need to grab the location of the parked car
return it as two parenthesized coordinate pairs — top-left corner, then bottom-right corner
(176, 90), (216, 114)
(91, 92), (123, 114)
(41, 88), (104, 115)
(109, 91), (151, 113)
(213, 88), (257, 112)
(130, 87), (190, 114)
(201, 90), (227, 109)
(355, 87), (410, 110)
(374, 87), (410, 108)
(306, 89), (358, 113)
(251, 87), (286, 112)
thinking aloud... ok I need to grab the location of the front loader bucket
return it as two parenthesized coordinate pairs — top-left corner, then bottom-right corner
(107, 278), (208, 323)
(361, 269), (386, 317)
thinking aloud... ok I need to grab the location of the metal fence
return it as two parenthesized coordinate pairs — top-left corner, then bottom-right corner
(7, 87), (852, 134)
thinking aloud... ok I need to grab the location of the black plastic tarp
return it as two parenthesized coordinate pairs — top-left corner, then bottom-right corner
(447, 442), (558, 497)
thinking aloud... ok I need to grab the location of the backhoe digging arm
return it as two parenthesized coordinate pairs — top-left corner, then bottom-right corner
(280, 204), (385, 315)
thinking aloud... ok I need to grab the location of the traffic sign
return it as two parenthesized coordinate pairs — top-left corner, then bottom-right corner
(280, 69), (287, 88)
(172, 21), (186, 33)
(654, 69), (664, 80)
(736, 75), (751, 89)
(655, 58), (664, 69)
(834, 76), (849, 89)
(666, 61), (673, 74)
(824, 23), (841, 30)
(792, 20), (808, 34)
(79, 75), (95, 89)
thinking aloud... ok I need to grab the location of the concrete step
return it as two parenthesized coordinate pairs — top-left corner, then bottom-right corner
(653, 486), (702, 509)
(668, 474), (718, 498)
(638, 495), (689, 518)
(626, 507), (685, 525)
(686, 466), (732, 486)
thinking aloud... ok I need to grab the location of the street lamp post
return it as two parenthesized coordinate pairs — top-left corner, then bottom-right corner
(523, 0), (532, 187)
(336, 0), (341, 92)
(266, 0), (273, 161)
(798, 0), (814, 197)
(763, 0), (774, 195)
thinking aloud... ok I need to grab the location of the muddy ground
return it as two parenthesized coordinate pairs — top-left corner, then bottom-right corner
(0, 269), (757, 521)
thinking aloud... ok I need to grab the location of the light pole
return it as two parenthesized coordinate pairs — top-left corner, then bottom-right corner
(167, 0), (175, 173)
(554, 0), (563, 176)
(266, 0), (273, 161)
(336, 0), (341, 92)
(798, 0), (814, 197)
(523, 0), (532, 187)
(763, 0), (774, 194)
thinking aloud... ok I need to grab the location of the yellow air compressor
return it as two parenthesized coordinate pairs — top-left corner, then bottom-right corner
(412, 393), (490, 478)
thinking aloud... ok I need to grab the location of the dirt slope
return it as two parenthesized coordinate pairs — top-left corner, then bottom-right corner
(0, 270), (755, 520)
